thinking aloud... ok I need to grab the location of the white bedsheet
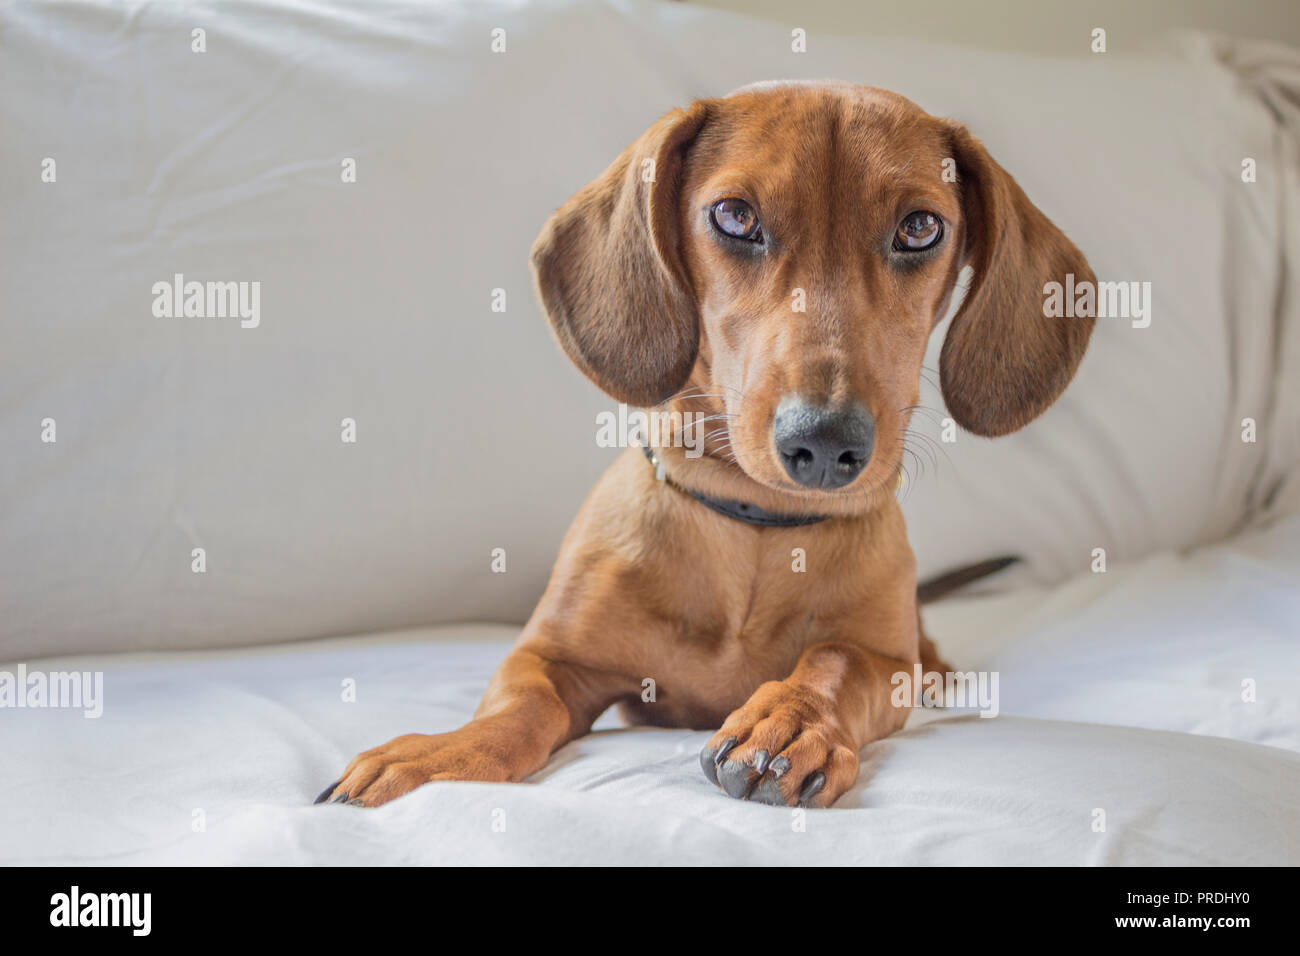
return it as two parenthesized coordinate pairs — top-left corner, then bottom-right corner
(3, 514), (1298, 866)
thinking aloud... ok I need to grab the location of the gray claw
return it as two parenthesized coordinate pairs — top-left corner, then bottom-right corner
(314, 780), (341, 805)
(798, 772), (826, 806)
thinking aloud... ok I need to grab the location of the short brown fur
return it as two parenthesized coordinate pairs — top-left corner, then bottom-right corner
(320, 83), (1095, 809)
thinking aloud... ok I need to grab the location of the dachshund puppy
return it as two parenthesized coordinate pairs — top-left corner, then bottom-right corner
(318, 81), (1095, 809)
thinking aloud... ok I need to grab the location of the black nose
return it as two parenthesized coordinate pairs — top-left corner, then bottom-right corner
(773, 400), (875, 489)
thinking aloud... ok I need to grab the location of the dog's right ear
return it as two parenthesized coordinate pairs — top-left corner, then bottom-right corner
(531, 103), (710, 408)
(939, 123), (1096, 437)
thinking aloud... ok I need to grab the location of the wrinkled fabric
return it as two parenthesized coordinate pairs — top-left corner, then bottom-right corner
(3, 514), (1298, 865)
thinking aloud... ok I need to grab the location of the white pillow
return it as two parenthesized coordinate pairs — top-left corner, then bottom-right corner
(0, 0), (1295, 659)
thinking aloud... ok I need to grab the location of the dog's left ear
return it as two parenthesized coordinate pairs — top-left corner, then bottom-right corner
(531, 103), (711, 408)
(939, 124), (1096, 437)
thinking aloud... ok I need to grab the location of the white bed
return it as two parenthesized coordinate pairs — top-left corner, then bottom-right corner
(5, 513), (1297, 866)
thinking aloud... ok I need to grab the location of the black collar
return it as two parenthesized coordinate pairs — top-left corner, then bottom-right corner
(640, 444), (830, 528)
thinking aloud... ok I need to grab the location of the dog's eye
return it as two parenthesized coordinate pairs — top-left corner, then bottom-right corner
(710, 198), (763, 241)
(894, 211), (943, 251)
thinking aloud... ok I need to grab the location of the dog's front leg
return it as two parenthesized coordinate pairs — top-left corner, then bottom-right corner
(700, 643), (912, 808)
(317, 645), (616, 808)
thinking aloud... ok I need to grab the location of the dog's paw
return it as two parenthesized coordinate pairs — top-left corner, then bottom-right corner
(700, 681), (859, 808)
(314, 730), (506, 808)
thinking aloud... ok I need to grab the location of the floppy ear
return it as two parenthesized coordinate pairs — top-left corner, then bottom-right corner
(531, 103), (709, 407)
(940, 124), (1096, 437)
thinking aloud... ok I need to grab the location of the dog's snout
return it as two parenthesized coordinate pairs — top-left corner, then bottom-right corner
(772, 400), (875, 489)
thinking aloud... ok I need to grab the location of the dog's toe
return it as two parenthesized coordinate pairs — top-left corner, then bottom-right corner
(717, 755), (756, 799)
(698, 736), (736, 785)
(750, 775), (788, 807)
(699, 746), (718, 783)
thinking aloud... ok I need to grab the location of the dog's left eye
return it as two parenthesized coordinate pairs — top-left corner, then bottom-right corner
(710, 198), (763, 241)
(894, 211), (943, 251)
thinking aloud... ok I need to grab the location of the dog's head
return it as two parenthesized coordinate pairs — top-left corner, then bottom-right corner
(532, 83), (1095, 512)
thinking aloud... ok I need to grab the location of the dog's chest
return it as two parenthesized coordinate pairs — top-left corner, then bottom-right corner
(634, 542), (840, 703)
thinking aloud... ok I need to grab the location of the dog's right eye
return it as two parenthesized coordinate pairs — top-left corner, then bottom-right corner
(893, 210), (943, 252)
(710, 198), (763, 242)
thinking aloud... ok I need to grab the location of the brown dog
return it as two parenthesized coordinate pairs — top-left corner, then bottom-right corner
(317, 81), (1094, 809)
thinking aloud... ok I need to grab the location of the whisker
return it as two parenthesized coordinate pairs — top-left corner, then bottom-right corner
(904, 427), (953, 471)
(900, 430), (938, 468)
(901, 443), (927, 484)
(679, 413), (735, 434)
(656, 383), (728, 406)
(900, 403), (945, 425)
(917, 365), (942, 394)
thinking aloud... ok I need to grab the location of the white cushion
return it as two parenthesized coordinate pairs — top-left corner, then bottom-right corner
(3, 513), (1298, 864)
